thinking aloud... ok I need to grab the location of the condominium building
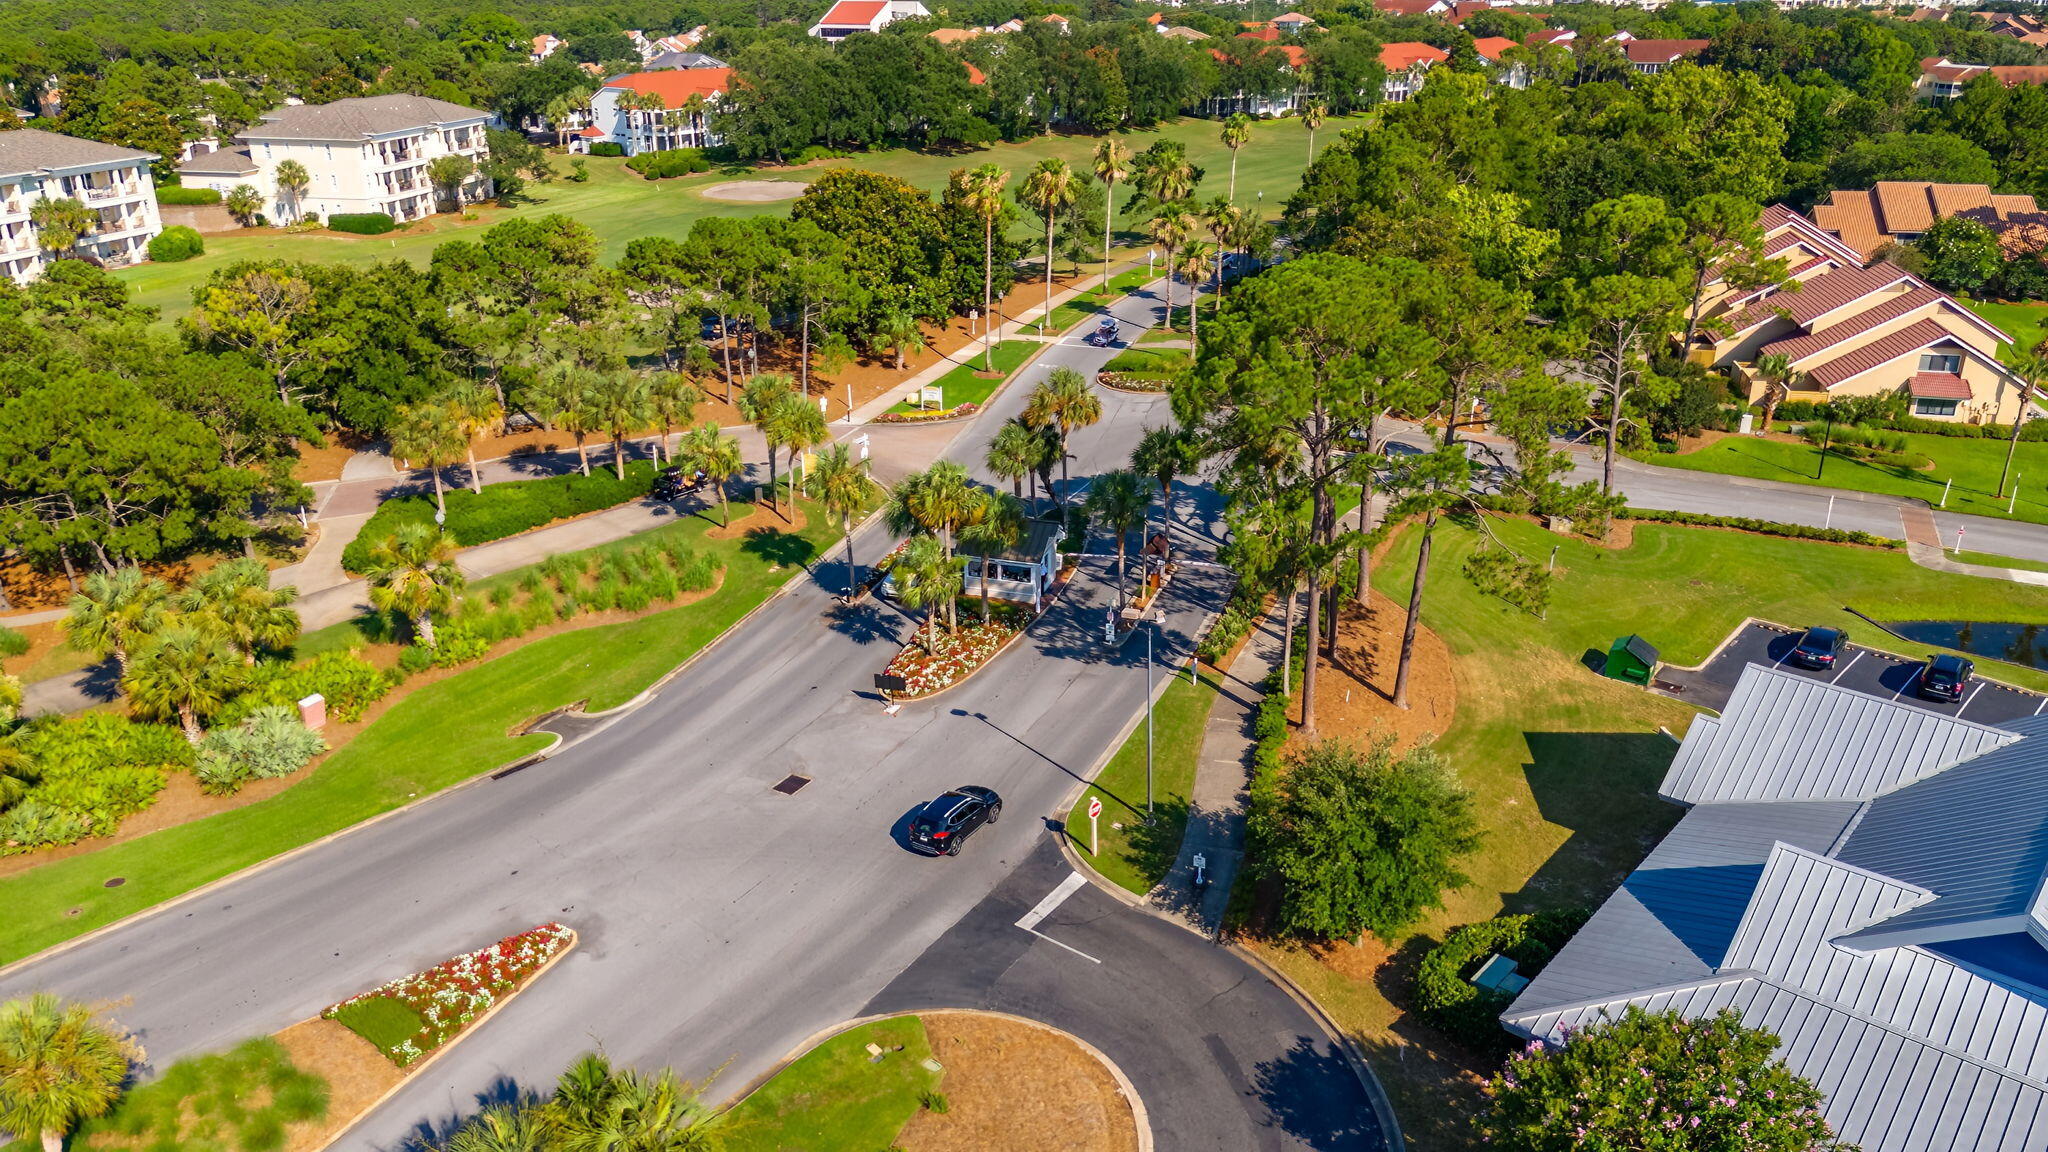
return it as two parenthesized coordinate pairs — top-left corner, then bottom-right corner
(0, 128), (161, 285)
(178, 94), (494, 225)
(575, 70), (730, 155)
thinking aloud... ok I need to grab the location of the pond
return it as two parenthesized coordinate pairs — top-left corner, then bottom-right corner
(1886, 621), (2048, 670)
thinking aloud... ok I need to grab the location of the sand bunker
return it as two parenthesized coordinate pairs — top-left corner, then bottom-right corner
(702, 179), (811, 202)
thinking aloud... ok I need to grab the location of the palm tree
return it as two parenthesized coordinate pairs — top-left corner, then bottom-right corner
(1999, 339), (2048, 500)
(647, 375), (700, 466)
(884, 460), (980, 558)
(1022, 368), (1102, 507)
(1204, 198), (1242, 311)
(1087, 470), (1150, 609)
(1751, 352), (1800, 434)
(1020, 157), (1078, 335)
(960, 491), (1026, 622)
(877, 310), (926, 371)
(1147, 209), (1195, 330)
(528, 366), (598, 475)
(273, 158), (311, 223)
(677, 423), (744, 527)
(446, 382), (506, 494)
(960, 163), (1010, 370)
(1303, 101), (1326, 162)
(364, 522), (464, 649)
(445, 1102), (550, 1152)
(0, 993), (132, 1152)
(64, 567), (170, 682)
(1136, 143), (1196, 208)
(808, 442), (879, 598)
(893, 535), (962, 651)
(1220, 112), (1253, 203)
(389, 400), (467, 520)
(1175, 241), (1215, 353)
(123, 621), (243, 744)
(1132, 427), (1194, 536)
(546, 1053), (716, 1152)
(179, 558), (299, 664)
(771, 391), (829, 515)
(584, 372), (656, 481)
(738, 373), (798, 514)
(987, 419), (1048, 515)
(28, 198), (94, 257)
(1092, 138), (1132, 294)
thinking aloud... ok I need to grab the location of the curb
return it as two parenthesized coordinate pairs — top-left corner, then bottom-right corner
(308, 928), (580, 1152)
(718, 1008), (1152, 1152)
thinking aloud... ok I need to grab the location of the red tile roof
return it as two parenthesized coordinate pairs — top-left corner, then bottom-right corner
(1526, 29), (1574, 46)
(1910, 372), (1973, 400)
(1992, 65), (2048, 87)
(1622, 38), (1710, 64)
(1376, 0), (1444, 15)
(815, 0), (889, 27)
(1238, 26), (1281, 42)
(604, 68), (732, 104)
(1382, 41), (1450, 70)
(1447, 1), (1497, 23)
(577, 125), (604, 138)
(1728, 262), (1915, 333)
(1805, 318), (1956, 388)
(1472, 36), (1518, 61)
(1761, 287), (1946, 364)
(965, 62), (986, 85)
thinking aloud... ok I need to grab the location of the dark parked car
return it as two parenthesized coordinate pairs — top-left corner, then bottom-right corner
(1920, 653), (1974, 702)
(650, 467), (706, 501)
(1084, 317), (1119, 347)
(1788, 626), (1850, 670)
(908, 786), (1002, 856)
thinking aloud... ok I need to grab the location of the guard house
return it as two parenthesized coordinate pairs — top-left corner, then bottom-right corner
(960, 520), (1063, 612)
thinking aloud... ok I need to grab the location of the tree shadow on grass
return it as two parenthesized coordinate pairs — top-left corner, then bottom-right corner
(737, 525), (818, 570)
(1508, 730), (1683, 915)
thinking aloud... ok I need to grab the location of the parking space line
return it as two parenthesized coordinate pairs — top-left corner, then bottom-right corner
(1021, 926), (1102, 964)
(1891, 666), (1921, 702)
(2036, 695), (2047, 716)
(1959, 682), (1987, 715)
(1830, 652), (1864, 683)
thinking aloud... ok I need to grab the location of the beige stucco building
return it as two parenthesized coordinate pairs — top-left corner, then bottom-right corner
(0, 129), (160, 285)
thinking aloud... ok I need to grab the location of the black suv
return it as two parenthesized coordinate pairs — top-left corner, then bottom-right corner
(1789, 626), (1849, 670)
(1920, 653), (1974, 703)
(908, 786), (1002, 856)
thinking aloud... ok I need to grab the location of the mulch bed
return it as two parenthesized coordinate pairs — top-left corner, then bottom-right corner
(898, 1013), (1139, 1152)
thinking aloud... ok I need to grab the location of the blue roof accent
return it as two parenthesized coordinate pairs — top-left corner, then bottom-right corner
(1927, 933), (2048, 1003)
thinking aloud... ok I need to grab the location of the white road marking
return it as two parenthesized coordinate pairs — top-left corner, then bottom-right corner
(1016, 871), (1087, 931)
(1959, 681), (1987, 714)
(1829, 651), (1864, 683)
(1891, 667), (1920, 702)
(1014, 871), (1103, 963)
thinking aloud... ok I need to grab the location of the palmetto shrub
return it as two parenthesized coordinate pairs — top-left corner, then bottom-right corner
(194, 706), (328, 795)
(0, 714), (190, 851)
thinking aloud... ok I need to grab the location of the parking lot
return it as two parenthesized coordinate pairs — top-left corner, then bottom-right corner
(1654, 620), (2048, 725)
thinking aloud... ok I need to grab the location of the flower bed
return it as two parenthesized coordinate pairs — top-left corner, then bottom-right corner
(884, 600), (1030, 698)
(1096, 372), (1169, 393)
(873, 401), (980, 424)
(324, 922), (574, 1066)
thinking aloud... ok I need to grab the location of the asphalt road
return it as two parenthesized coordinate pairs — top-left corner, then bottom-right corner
(0, 284), (1386, 1150)
(867, 837), (1383, 1152)
(1657, 619), (2048, 723)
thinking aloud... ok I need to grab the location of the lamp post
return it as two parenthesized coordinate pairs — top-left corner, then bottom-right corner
(1814, 407), (1835, 481)
(1144, 607), (1165, 819)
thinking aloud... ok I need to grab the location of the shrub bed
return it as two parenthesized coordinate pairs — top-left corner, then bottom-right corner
(1615, 508), (1900, 549)
(327, 212), (396, 235)
(195, 706), (328, 795)
(218, 650), (402, 726)
(1096, 372), (1169, 393)
(872, 401), (981, 424)
(0, 714), (193, 853)
(155, 185), (223, 205)
(884, 600), (1030, 697)
(625, 147), (711, 179)
(341, 460), (662, 574)
(1413, 910), (1589, 1049)
(1197, 586), (1265, 665)
(146, 225), (205, 262)
(587, 141), (625, 157)
(325, 922), (574, 1066)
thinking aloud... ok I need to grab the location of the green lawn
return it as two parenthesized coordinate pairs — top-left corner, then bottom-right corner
(120, 115), (1346, 319)
(1066, 663), (1220, 895)
(1964, 298), (2048, 363)
(20, 1037), (329, 1152)
(1651, 430), (2048, 526)
(884, 339), (1036, 415)
(1103, 346), (1191, 378)
(1252, 517), (2048, 1150)
(719, 1016), (940, 1152)
(0, 502), (840, 966)
(1950, 547), (2048, 574)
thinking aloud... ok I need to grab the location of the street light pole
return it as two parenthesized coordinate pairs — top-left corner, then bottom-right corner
(1145, 612), (1154, 819)
(1814, 408), (1835, 481)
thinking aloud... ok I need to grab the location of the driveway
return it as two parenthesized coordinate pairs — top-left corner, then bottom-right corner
(1656, 620), (2048, 725)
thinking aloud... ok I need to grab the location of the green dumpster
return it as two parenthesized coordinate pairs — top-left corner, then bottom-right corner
(1607, 635), (1659, 685)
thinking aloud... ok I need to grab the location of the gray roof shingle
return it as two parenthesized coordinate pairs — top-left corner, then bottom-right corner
(0, 128), (153, 177)
(244, 95), (490, 142)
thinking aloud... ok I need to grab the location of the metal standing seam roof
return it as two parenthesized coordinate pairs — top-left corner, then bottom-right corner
(1804, 317), (1962, 388)
(1759, 287), (1947, 365)
(1726, 262), (1914, 333)
(1660, 664), (2016, 806)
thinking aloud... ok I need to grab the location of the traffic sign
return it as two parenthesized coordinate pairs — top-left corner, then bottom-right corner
(1087, 796), (1102, 819)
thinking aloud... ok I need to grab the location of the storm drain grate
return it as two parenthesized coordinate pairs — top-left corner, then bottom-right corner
(772, 774), (812, 795)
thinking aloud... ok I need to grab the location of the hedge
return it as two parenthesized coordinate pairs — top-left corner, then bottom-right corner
(1616, 507), (1901, 549)
(1414, 910), (1589, 1049)
(1771, 399), (2048, 443)
(155, 186), (221, 205)
(147, 225), (205, 263)
(625, 147), (711, 179)
(587, 141), (625, 157)
(328, 212), (397, 235)
(341, 460), (662, 574)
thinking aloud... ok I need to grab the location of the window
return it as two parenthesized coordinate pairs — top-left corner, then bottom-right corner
(1919, 352), (1962, 374)
(1916, 398), (1959, 417)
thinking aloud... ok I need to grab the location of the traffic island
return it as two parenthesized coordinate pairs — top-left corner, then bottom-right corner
(882, 600), (1032, 699)
(722, 1011), (1142, 1152)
